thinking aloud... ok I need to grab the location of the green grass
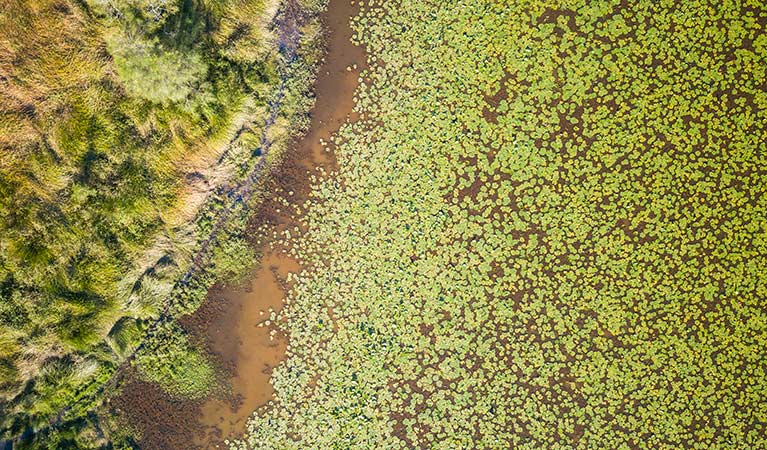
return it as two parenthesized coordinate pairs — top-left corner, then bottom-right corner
(0, 0), (284, 441)
(235, 0), (767, 449)
(2, 0), (330, 445)
(134, 322), (215, 399)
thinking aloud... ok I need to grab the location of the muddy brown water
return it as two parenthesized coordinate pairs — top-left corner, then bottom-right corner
(113, 1), (366, 449)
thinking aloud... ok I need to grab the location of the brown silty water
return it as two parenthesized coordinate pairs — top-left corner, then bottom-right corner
(194, 0), (368, 447)
(110, 1), (367, 448)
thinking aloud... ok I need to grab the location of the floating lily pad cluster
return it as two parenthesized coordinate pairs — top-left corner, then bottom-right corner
(235, 0), (766, 448)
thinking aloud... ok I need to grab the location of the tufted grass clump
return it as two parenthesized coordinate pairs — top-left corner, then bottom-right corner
(133, 322), (215, 400)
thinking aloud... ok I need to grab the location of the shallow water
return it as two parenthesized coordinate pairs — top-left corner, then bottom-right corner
(193, 0), (367, 447)
(194, 253), (296, 447)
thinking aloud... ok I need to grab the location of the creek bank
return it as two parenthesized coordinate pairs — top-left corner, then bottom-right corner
(113, 0), (366, 448)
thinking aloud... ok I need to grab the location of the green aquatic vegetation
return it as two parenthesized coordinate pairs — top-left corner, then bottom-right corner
(235, 0), (767, 449)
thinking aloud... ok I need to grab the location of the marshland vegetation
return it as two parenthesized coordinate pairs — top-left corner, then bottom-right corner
(0, 0), (326, 446)
(233, 0), (767, 448)
(1, 0), (766, 448)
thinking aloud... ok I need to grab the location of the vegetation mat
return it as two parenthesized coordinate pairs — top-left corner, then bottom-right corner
(234, 0), (767, 449)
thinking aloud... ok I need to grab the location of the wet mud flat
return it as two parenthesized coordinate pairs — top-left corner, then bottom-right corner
(112, 0), (366, 448)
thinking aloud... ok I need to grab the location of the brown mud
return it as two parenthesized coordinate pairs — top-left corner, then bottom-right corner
(113, 0), (366, 448)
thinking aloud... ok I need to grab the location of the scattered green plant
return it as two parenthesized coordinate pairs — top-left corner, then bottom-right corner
(234, 0), (767, 449)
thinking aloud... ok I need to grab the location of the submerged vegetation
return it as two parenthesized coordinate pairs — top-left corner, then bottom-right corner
(236, 0), (767, 448)
(0, 0), (326, 446)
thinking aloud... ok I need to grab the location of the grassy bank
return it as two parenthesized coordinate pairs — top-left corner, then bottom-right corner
(235, 0), (767, 449)
(0, 0), (326, 446)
